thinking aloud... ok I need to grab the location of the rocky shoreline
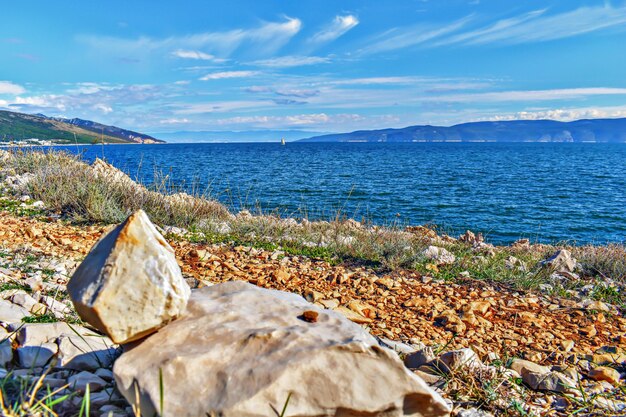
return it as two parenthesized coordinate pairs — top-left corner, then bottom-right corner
(0, 149), (624, 416)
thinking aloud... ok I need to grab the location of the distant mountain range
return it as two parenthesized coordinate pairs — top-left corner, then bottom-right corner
(298, 118), (626, 143)
(0, 110), (164, 144)
(151, 129), (335, 143)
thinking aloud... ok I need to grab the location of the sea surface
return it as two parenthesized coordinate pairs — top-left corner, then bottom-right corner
(52, 142), (626, 245)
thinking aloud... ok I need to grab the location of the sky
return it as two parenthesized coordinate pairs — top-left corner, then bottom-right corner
(1, 0), (626, 135)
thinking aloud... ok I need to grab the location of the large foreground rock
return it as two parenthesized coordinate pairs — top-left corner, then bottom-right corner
(114, 281), (450, 417)
(68, 210), (190, 344)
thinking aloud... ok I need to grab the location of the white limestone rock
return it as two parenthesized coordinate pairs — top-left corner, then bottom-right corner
(114, 281), (451, 417)
(0, 299), (31, 323)
(0, 337), (12, 368)
(541, 249), (577, 272)
(68, 371), (108, 393)
(421, 246), (456, 265)
(17, 343), (57, 368)
(57, 334), (118, 371)
(68, 210), (190, 344)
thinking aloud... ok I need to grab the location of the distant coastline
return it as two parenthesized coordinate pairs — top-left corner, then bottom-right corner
(298, 117), (626, 143)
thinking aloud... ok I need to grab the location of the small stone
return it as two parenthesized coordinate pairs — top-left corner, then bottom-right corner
(560, 340), (575, 352)
(510, 359), (551, 376)
(68, 371), (108, 393)
(56, 334), (118, 371)
(541, 249), (577, 272)
(334, 306), (373, 324)
(439, 348), (482, 372)
(17, 343), (57, 368)
(421, 246), (455, 265)
(524, 371), (576, 393)
(588, 366), (621, 385)
(378, 338), (421, 355)
(318, 299), (340, 309)
(94, 368), (114, 381)
(579, 324), (597, 337)
(0, 339), (13, 367)
(0, 299), (31, 323)
(404, 347), (436, 369)
(414, 370), (444, 386)
(301, 310), (319, 323)
(457, 408), (495, 417)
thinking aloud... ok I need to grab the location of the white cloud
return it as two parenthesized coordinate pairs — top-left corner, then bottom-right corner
(172, 49), (218, 60)
(160, 118), (190, 124)
(93, 103), (113, 114)
(5, 84), (165, 116)
(483, 106), (626, 122)
(250, 55), (330, 68)
(65, 82), (120, 94)
(309, 15), (359, 44)
(199, 70), (259, 81)
(0, 81), (25, 95)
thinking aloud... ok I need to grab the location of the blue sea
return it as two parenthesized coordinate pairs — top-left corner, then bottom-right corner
(55, 142), (626, 245)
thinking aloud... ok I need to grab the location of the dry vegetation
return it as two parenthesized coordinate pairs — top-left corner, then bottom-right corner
(1, 148), (625, 310)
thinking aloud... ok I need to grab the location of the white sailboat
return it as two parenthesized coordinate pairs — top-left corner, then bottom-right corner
(280, 138), (286, 145)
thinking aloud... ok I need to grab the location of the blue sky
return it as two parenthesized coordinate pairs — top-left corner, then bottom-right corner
(1, 0), (626, 134)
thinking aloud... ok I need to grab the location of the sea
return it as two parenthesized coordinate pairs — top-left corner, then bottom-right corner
(50, 142), (626, 245)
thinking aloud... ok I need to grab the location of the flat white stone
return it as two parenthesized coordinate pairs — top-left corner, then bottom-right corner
(114, 281), (450, 417)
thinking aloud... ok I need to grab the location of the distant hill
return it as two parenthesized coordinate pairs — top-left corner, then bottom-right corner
(0, 110), (164, 144)
(298, 118), (626, 143)
(151, 129), (335, 143)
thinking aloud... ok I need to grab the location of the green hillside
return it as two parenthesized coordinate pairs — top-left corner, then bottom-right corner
(0, 110), (162, 144)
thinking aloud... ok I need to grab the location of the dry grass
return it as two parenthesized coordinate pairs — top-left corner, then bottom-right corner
(2, 149), (230, 227)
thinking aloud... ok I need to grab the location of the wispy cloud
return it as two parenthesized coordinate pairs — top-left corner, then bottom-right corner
(429, 87), (626, 103)
(2, 38), (23, 44)
(444, 5), (626, 46)
(363, 4), (626, 54)
(199, 70), (259, 80)
(172, 49), (226, 62)
(16, 53), (40, 62)
(215, 113), (362, 127)
(434, 9), (546, 46)
(275, 88), (320, 98)
(175, 100), (274, 114)
(245, 85), (320, 100)
(78, 17), (302, 60)
(327, 76), (427, 85)
(309, 15), (359, 44)
(213, 112), (401, 130)
(360, 16), (473, 54)
(250, 55), (330, 68)
(0, 81), (25, 95)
